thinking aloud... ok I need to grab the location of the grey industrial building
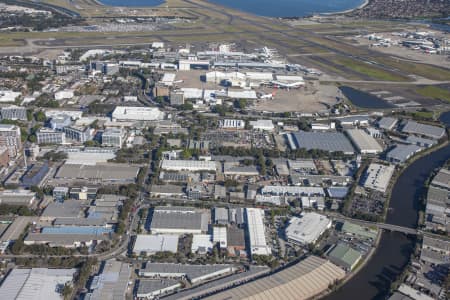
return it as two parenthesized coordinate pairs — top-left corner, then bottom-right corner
(401, 120), (446, 140)
(287, 131), (355, 154)
(149, 206), (209, 234)
(55, 163), (140, 184)
(386, 144), (422, 164)
(377, 117), (398, 131)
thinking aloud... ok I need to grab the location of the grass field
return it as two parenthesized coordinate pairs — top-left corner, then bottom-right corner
(331, 57), (410, 81)
(374, 58), (450, 81)
(416, 86), (450, 103)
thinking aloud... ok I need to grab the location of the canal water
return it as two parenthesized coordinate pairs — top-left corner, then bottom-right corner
(339, 86), (395, 109)
(326, 113), (450, 300)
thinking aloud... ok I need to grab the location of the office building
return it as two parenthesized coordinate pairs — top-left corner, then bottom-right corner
(0, 105), (27, 121)
(63, 126), (93, 142)
(0, 124), (21, 157)
(102, 127), (125, 148)
(36, 128), (66, 145)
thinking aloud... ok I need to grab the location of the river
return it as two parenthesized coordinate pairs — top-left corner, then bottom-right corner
(98, 0), (366, 17)
(326, 114), (450, 300)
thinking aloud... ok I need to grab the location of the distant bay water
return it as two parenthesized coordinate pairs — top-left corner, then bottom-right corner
(99, 0), (366, 17)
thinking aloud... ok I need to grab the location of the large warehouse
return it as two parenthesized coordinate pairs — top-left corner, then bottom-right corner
(363, 163), (395, 193)
(245, 208), (271, 256)
(203, 256), (345, 300)
(287, 131), (355, 154)
(160, 159), (217, 172)
(0, 268), (77, 300)
(346, 129), (383, 154)
(133, 234), (179, 255)
(55, 163), (140, 184)
(111, 106), (165, 121)
(401, 120), (445, 140)
(285, 212), (331, 245)
(139, 263), (234, 284)
(149, 206), (209, 234)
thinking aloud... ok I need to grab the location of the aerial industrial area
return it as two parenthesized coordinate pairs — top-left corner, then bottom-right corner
(0, 0), (448, 300)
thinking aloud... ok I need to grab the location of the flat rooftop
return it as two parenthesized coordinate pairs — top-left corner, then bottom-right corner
(289, 131), (355, 154)
(203, 256), (345, 300)
(55, 163), (140, 182)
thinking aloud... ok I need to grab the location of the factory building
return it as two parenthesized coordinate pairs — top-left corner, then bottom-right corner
(139, 263), (233, 285)
(54, 89), (74, 101)
(401, 120), (445, 140)
(0, 268), (77, 300)
(245, 208), (271, 256)
(377, 117), (398, 131)
(285, 212), (331, 245)
(327, 243), (362, 271)
(0, 90), (21, 102)
(0, 189), (35, 206)
(346, 129), (383, 154)
(287, 131), (355, 155)
(133, 234), (179, 255)
(136, 280), (181, 300)
(86, 260), (131, 300)
(111, 106), (165, 121)
(219, 119), (245, 130)
(386, 144), (422, 164)
(160, 159), (217, 172)
(362, 163), (395, 193)
(149, 206), (209, 235)
(249, 120), (274, 131)
(203, 256), (345, 300)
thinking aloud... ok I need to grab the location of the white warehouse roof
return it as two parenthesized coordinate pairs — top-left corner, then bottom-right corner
(0, 268), (76, 300)
(363, 163), (395, 193)
(346, 129), (383, 154)
(133, 234), (179, 254)
(285, 213), (331, 245)
(112, 106), (164, 121)
(161, 159), (217, 171)
(246, 208), (271, 256)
